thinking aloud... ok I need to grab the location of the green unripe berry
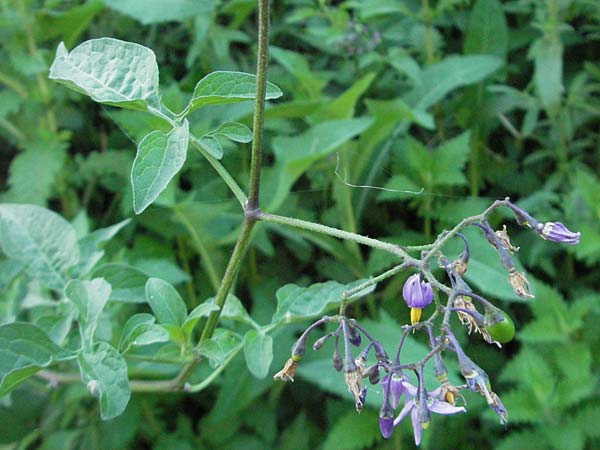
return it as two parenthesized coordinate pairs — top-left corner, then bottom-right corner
(484, 310), (515, 343)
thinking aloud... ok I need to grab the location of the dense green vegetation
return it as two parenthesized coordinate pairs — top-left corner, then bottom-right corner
(0, 0), (599, 449)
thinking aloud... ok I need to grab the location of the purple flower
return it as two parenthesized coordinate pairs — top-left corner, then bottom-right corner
(538, 222), (581, 245)
(381, 373), (407, 410)
(393, 381), (466, 446)
(379, 415), (394, 439)
(402, 274), (433, 324)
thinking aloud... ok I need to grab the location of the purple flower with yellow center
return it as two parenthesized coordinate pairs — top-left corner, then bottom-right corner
(402, 273), (433, 324)
(393, 380), (466, 446)
(537, 222), (581, 245)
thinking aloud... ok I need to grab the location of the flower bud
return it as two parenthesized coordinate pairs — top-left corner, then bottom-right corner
(379, 399), (394, 439)
(332, 345), (343, 372)
(348, 325), (361, 347)
(312, 333), (332, 351)
(537, 221), (580, 245)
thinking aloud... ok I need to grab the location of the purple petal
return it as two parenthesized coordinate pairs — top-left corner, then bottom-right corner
(390, 374), (405, 409)
(381, 374), (391, 400)
(393, 400), (415, 426)
(402, 380), (418, 397)
(428, 399), (466, 415)
(410, 404), (422, 446)
(379, 417), (394, 439)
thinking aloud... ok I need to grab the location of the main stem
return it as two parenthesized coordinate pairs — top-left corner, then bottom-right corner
(247, 0), (270, 210)
(172, 0), (271, 389)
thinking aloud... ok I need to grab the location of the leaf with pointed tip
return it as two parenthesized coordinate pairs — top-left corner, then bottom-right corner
(186, 71), (282, 113)
(182, 302), (220, 337)
(65, 278), (112, 350)
(70, 219), (131, 278)
(93, 263), (149, 303)
(272, 279), (375, 324)
(243, 330), (273, 379)
(49, 38), (160, 111)
(131, 120), (189, 214)
(145, 278), (187, 327)
(198, 339), (225, 368)
(0, 204), (79, 291)
(195, 135), (223, 159)
(102, 0), (214, 25)
(78, 342), (130, 420)
(119, 313), (170, 352)
(210, 122), (252, 143)
(0, 322), (75, 397)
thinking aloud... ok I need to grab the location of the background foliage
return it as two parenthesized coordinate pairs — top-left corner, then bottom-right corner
(1, 0), (599, 449)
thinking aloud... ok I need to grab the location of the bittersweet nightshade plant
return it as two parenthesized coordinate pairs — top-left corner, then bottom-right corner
(0, 1), (585, 448)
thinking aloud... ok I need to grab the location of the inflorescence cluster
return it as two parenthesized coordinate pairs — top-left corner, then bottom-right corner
(274, 199), (580, 445)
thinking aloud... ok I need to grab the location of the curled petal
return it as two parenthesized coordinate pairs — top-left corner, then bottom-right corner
(428, 398), (466, 415)
(393, 399), (415, 426)
(410, 404), (422, 446)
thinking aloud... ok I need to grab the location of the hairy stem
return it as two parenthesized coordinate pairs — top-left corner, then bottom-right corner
(247, 0), (270, 210)
(259, 212), (412, 260)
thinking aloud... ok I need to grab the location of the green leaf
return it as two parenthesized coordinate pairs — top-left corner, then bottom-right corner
(70, 219), (131, 278)
(265, 117), (372, 211)
(431, 131), (471, 186)
(92, 263), (149, 303)
(530, 38), (563, 117)
(49, 38), (160, 111)
(322, 409), (381, 450)
(182, 302), (220, 337)
(210, 122), (252, 143)
(0, 322), (74, 397)
(272, 279), (374, 324)
(65, 278), (112, 350)
(464, 0), (509, 57)
(198, 339), (225, 368)
(243, 330), (273, 379)
(405, 55), (503, 110)
(77, 342), (130, 420)
(0, 204), (79, 291)
(145, 278), (187, 327)
(207, 294), (252, 324)
(310, 72), (376, 121)
(7, 136), (67, 205)
(37, 0), (104, 48)
(118, 313), (169, 352)
(186, 71), (282, 113)
(195, 134), (223, 159)
(574, 405), (600, 438)
(102, 0), (214, 25)
(544, 425), (585, 450)
(131, 120), (189, 214)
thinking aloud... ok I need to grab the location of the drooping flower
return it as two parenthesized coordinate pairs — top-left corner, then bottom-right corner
(273, 358), (298, 382)
(402, 274), (433, 324)
(508, 269), (534, 299)
(538, 222), (581, 245)
(393, 380), (466, 446)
